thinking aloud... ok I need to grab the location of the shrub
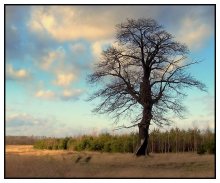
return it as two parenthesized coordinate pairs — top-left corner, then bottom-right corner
(124, 139), (134, 153)
(197, 144), (206, 155)
(67, 138), (77, 150)
(57, 137), (69, 150)
(80, 138), (91, 150)
(73, 136), (91, 151)
(45, 139), (55, 150)
(110, 139), (124, 153)
(206, 141), (215, 154)
(103, 141), (112, 152)
(33, 140), (46, 149)
(52, 139), (59, 150)
(90, 138), (104, 151)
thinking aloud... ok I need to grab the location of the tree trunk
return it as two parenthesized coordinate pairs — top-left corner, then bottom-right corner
(135, 123), (149, 156)
(135, 77), (152, 156)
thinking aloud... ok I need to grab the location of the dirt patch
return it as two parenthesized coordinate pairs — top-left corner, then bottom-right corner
(5, 145), (215, 178)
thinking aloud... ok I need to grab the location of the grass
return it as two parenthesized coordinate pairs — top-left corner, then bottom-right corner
(5, 145), (215, 178)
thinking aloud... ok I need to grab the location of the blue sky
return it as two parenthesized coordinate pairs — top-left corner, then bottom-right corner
(5, 5), (215, 137)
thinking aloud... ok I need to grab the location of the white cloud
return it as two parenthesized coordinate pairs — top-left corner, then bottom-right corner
(40, 47), (65, 70)
(5, 112), (89, 137)
(6, 113), (42, 127)
(92, 41), (103, 58)
(34, 87), (84, 101)
(35, 89), (55, 100)
(176, 17), (212, 50)
(61, 88), (84, 100)
(27, 6), (214, 60)
(37, 47), (79, 88)
(53, 73), (76, 87)
(6, 64), (29, 80)
(92, 39), (115, 60)
(71, 43), (86, 53)
(6, 113), (62, 136)
(28, 6), (114, 42)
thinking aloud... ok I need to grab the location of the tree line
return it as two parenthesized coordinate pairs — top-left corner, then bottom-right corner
(6, 135), (41, 145)
(148, 128), (214, 154)
(32, 127), (215, 155)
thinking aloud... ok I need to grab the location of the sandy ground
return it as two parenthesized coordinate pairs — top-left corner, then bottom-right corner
(5, 145), (215, 178)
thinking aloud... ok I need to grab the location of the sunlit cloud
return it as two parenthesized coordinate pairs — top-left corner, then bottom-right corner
(6, 113), (44, 127)
(34, 87), (84, 101)
(28, 6), (114, 42)
(6, 113), (74, 137)
(53, 73), (76, 87)
(35, 89), (55, 100)
(6, 64), (30, 81)
(27, 6), (214, 61)
(40, 48), (65, 70)
(70, 43), (86, 54)
(92, 41), (104, 59)
(176, 17), (212, 50)
(92, 40), (107, 59)
(61, 88), (84, 101)
(36, 46), (79, 88)
(6, 111), (109, 137)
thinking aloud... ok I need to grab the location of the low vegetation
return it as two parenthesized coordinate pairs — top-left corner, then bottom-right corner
(33, 128), (215, 154)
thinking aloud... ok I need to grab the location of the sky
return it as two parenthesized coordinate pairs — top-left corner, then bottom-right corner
(5, 5), (215, 137)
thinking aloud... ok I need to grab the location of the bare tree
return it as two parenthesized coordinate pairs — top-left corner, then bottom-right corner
(87, 18), (207, 156)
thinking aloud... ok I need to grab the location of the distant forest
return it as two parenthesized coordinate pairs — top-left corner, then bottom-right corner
(6, 127), (214, 155)
(6, 136), (43, 145)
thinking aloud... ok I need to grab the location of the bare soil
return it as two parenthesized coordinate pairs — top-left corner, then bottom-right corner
(5, 145), (215, 178)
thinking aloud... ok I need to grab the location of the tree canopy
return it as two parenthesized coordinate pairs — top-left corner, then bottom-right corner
(88, 18), (207, 128)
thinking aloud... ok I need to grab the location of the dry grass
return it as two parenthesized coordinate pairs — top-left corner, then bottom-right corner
(5, 145), (215, 178)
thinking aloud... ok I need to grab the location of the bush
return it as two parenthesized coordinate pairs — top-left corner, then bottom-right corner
(124, 139), (134, 153)
(67, 138), (77, 150)
(197, 144), (206, 155)
(103, 141), (112, 152)
(73, 136), (92, 151)
(57, 137), (69, 150)
(33, 140), (46, 149)
(206, 141), (215, 154)
(52, 139), (59, 150)
(110, 139), (124, 153)
(45, 139), (55, 150)
(90, 138), (104, 151)
(197, 140), (215, 155)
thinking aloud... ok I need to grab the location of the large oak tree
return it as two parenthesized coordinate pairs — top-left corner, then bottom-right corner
(88, 18), (206, 156)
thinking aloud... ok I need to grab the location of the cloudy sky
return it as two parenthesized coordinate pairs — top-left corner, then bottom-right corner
(5, 5), (215, 137)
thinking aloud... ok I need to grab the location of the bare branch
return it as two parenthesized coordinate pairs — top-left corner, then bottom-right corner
(87, 18), (207, 129)
(114, 123), (139, 131)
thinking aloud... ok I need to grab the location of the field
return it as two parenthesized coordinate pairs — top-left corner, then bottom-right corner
(5, 145), (215, 178)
